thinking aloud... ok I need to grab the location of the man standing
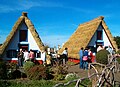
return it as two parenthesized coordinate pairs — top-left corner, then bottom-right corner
(17, 48), (24, 67)
(79, 47), (84, 69)
(62, 47), (68, 65)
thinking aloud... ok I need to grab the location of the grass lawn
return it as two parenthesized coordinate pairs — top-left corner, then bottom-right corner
(0, 78), (91, 87)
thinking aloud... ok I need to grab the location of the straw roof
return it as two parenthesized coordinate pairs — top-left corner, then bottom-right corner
(59, 16), (118, 59)
(0, 12), (45, 57)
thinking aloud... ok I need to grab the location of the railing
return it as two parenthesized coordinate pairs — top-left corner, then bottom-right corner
(53, 55), (120, 87)
(53, 73), (97, 87)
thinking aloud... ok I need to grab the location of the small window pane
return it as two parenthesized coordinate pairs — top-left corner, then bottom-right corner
(20, 30), (27, 41)
(7, 50), (17, 58)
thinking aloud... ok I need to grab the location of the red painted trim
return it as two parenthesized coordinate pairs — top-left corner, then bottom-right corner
(68, 58), (80, 64)
(8, 60), (18, 63)
(35, 60), (43, 64)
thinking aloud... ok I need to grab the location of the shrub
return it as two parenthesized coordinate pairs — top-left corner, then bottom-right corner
(7, 62), (17, 69)
(0, 80), (10, 87)
(53, 65), (68, 75)
(27, 65), (48, 80)
(52, 64), (68, 81)
(116, 58), (120, 64)
(23, 61), (35, 73)
(81, 78), (92, 86)
(96, 49), (110, 65)
(116, 50), (120, 54)
(0, 61), (7, 79)
(6, 62), (18, 79)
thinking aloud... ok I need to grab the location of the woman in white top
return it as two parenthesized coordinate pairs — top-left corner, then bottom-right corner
(23, 50), (29, 62)
(62, 48), (68, 65)
(41, 50), (46, 65)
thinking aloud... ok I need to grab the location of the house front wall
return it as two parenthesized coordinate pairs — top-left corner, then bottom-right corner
(88, 24), (113, 52)
(102, 30), (112, 47)
(3, 22), (42, 61)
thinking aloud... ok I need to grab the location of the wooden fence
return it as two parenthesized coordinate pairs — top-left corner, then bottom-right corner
(54, 55), (120, 87)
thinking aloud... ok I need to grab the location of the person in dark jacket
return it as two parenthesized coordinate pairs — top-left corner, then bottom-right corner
(79, 47), (84, 69)
(83, 48), (89, 69)
(17, 48), (24, 67)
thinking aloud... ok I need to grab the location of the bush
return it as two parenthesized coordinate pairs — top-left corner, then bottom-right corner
(23, 61), (35, 73)
(116, 58), (120, 64)
(27, 65), (48, 80)
(96, 49), (110, 65)
(0, 80), (10, 87)
(6, 62), (18, 79)
(116, 50), (120, 54)
(52, 64), (68, 81)
(0, 61), (7, 79)
(81, 78), (92, 86)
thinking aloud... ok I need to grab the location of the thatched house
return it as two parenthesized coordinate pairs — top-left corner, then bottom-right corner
(0, 12), (45, 62)
(59, 16), (118, 59)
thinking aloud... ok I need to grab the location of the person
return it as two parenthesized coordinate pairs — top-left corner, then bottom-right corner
(62, 47), (68, 65)
(88, 48), (94, 63)
(79, 47), (84, 69)
(41, 50), (46, 66)
(97, 45), (103, 52)
(17, 48), (24, 67)
(23, 49), (29, 62)
(29, 49), (35, 63)
(83, 48), (89, 70)
(106, 45), (113, 55)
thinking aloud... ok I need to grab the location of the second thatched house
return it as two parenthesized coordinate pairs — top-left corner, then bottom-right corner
(59, 16), (118, 59)
(0, 12), (45, 62)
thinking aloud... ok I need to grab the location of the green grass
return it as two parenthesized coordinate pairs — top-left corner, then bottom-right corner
(0, 80), (55, 87)
(0, 78), (92, 87)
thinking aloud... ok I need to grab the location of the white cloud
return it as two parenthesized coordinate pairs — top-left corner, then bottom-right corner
(0, 1), (63, 13)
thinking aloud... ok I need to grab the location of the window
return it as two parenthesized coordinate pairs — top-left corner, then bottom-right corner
(97, 30), (102, 40)
(7, 50), (17, 58)
(18, 44), (28, 51)
(37, 51), (41, 58)
(19, 30), (28, 41)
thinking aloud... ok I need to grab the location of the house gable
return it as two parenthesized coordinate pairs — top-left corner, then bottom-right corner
(0, 12), (44, 60)
(59, 16), (118, 59)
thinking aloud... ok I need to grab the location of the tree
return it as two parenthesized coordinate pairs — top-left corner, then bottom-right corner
(114, 36), (120, 49)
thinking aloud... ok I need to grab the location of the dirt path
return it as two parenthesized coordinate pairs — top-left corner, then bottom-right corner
(67, 64), (88, 78)
(67, 64), (120, 82)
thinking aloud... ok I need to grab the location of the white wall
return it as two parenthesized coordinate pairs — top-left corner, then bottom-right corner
(103, 29), (112, 47)
(28, 29), (40, 51)
(88, 24), (112, 48)
(3, 22), (41, 60)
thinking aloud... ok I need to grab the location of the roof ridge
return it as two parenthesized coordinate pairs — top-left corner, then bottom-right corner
(80, 16), (104, 26)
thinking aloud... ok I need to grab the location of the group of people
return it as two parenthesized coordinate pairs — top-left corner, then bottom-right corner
(17, 49), (35, 67)
(79, 47), (95, 70)
(51, 47), (68, 66)
(17, 48), (47, 67)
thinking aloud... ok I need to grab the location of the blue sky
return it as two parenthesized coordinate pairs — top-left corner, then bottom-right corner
(0, 0), (120, 47)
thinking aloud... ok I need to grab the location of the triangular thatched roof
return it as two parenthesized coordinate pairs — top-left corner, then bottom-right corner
(59, 16), (118, 59)
(0, 12), (44, 57)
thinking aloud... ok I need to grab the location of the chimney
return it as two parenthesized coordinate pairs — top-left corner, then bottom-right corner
(22, 12), (28, 17)
(99, 16), (104, 20)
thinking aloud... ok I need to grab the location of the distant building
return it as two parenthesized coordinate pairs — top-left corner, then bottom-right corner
(0, 12), (45, 62)
(59, 16), (118, 59)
